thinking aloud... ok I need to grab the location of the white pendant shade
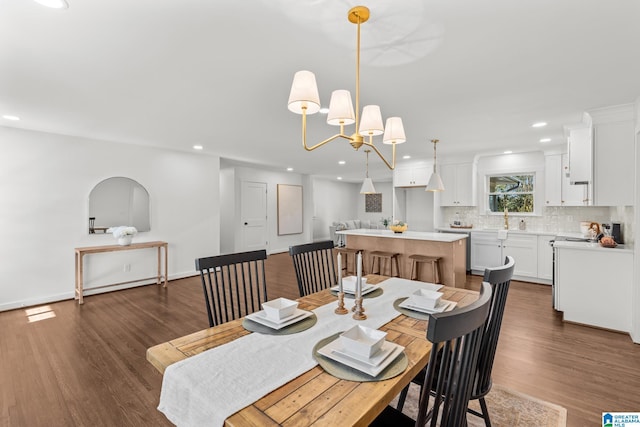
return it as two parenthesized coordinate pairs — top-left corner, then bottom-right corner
(34, 0), (68, 8)
(288, 71), (321, 115)
(358, 105), (384, 136)
(382, 117), (406, 145)
(426, 172), (445, 192)
(360, 177), (377, 194)
(326, 90), (355, 125)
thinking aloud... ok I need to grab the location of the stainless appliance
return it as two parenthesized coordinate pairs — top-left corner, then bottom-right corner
(601, 222), (624, 243)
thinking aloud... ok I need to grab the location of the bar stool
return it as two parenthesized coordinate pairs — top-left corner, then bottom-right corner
(370, 251), (400, 277)
(335, 247), (362, 275)
(408, 254), (441, 283)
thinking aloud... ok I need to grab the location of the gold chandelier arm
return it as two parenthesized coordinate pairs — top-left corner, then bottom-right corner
(362, 140), (396, 170)
(301, 109), (352, 151)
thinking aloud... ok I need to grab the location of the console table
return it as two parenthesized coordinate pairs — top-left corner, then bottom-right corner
(75, 241), (168, 304)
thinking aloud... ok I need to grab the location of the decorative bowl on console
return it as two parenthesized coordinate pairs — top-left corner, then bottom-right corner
(389, 221), (408, 233)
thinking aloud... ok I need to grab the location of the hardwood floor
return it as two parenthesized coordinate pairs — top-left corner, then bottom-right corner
(1, 252), (638, 426)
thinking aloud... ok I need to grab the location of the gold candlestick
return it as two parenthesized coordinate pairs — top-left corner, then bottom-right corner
(335, 292), (348, 315)
(353, 297), (367, 320)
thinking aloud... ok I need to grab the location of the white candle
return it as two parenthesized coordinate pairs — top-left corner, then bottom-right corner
(356, 252), (362, 299)
(337, 253), (343, 293)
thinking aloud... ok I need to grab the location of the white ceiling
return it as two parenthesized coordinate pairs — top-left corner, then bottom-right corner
(1, 0), (639, 182)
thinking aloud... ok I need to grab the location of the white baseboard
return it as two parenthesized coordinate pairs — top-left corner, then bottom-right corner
(0, 271), (199, 313)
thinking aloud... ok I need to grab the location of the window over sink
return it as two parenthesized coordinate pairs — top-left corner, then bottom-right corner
(487, 173), (535, 214)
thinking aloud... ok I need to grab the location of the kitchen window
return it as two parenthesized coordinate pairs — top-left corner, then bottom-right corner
(487, 173), (535, 213)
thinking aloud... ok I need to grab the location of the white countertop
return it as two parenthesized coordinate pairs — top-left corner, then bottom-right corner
(553, 240), (633, 253)
(336, 229), (468, 243)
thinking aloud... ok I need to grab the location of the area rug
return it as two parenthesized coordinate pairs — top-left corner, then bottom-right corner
(390, 383), (567, 427)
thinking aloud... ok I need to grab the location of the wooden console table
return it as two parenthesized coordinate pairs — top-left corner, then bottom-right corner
(75, 241), (168, 304)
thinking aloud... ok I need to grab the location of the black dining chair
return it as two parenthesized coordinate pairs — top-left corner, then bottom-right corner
(288, 240), (337, 297)
(371, 282), (493, 427)
(89, 217), (96, 233)
(395, 256), (516, 427)
(195, 250), (268, 328)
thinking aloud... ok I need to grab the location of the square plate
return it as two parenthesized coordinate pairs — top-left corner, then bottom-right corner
(332, 340), (397, 367)
(317, 339), (404, 377)
(398, 298), (457, 314)
(245, 308), (312, 330)
(330, 283), (377, 296)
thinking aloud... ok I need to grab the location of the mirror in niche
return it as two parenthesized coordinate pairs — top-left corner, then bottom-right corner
(88, 177), (150, 234)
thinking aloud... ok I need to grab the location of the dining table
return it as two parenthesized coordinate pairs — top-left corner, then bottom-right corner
(146, 274), (478, 426)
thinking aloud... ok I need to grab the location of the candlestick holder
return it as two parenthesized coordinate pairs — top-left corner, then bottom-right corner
(334, 292), (348, 315)
(353, 297), (367, 320)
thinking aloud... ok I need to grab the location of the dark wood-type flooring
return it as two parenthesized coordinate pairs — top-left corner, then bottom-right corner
(1, 252), (639, 426)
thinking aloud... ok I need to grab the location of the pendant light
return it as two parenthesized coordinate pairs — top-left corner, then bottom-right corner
(360, 149), (377, 194)
(426, 139), (445, 192)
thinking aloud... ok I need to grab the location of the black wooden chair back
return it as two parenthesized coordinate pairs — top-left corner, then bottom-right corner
(195, 250), (268, 328)
(288, 240), (336, 297)
(468, 255), (516, 426)
(89, 217), (96, 234)
(371, 283), (493, 427)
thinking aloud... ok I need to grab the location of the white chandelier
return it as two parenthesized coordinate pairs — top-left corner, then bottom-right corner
(287, 5), (406, 170)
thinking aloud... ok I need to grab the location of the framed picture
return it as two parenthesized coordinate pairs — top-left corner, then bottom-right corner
(277, 184), (303, 235)
(365, 193), (382, 213)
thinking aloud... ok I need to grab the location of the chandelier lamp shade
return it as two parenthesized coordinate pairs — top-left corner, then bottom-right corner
(426, 139), (445, 192)
(360, 149), (376, 194)
(287, 5), (406, 170)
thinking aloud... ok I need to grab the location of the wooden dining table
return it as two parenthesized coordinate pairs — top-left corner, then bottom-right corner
(146, 275), (478, 426)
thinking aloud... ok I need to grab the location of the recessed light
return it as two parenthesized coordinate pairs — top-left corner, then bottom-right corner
(402, 155), (411, 159)
(539, 138), (551, 143)
(531, 122), (547, 128)
(33, 0), (69, 9)
(337, 177), (343, 180)
(319, 107), (329, 114)
(193, 145), (203, 150)
(338, 160), (346, 165)
(503, 150), (513, 154)
(286, 167), (294, 172)
(2, 115), (20, 121)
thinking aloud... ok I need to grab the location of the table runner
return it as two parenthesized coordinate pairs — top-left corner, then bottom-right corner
(157, 278), (441, 426)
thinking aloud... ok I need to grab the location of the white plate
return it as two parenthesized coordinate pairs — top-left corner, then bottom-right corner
(332, 340), (397, 367)
(399, 298), (456, 314)
(317, 339), (404, 377)
(330, 283), (377, 296)
(245, 308), (312, 330)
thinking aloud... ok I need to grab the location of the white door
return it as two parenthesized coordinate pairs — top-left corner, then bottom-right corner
(241, 181), (267, 252)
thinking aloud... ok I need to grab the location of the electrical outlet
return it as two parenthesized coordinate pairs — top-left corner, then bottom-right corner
(124, 264), (131, 272)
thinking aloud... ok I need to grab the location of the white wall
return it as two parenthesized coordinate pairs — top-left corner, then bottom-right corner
(219, 168), (236, 254)
(356, 181), (393, 225)
(312, 178), (359, 240)
(230, 167), (312, 254)
(403, 188), (435, 231)
(0, 126), (220, 311)
(633, 97), (640, 343)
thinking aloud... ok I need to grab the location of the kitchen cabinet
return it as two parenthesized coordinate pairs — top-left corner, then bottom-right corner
(537, 234), (555, 281)
(439, 163), (476, 206)
(567, 125), (593, 185)
(556, 245), (632, 332)
(590, 104), (635, 206)
(394, 165), (430, 187)
(470, 231), (502, 272)
(544, 153), (588, 206)
(471, 231), (539, 280)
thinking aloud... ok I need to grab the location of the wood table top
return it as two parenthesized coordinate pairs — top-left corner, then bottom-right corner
(146, 275), (478, 426)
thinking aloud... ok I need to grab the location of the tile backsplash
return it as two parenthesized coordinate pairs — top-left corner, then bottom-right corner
(442, 206), (634, 243)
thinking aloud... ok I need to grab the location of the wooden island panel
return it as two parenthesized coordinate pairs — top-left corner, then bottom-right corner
(344, 233), (467, 287)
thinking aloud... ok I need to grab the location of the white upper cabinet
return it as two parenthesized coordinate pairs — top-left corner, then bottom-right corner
(439, 163), (476, 206)
(589, 104), (635, 206)
(544, 153), (588, 206)
(394, 165), (430, 187)
(567, 125), (593, 185)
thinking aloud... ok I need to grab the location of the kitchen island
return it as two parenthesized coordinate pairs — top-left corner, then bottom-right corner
(336, 229), (467, 287)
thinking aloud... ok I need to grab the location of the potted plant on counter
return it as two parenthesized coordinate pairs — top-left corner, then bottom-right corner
(389, 220), (408, 233)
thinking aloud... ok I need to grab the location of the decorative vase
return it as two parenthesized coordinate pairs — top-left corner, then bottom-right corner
(117, 235), (133, 246)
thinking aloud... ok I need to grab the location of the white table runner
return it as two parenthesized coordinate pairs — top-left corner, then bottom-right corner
(157, 278), (441, 426)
